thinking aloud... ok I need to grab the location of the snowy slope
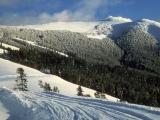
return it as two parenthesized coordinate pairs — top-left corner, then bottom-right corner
(0, 22), (98, 33)
(1, 43), (19, 51)
(12, 37), (68, 57)
(133, 19), (160, 41)
(0, 58), (118, 101)
(0, 88), (160, 120)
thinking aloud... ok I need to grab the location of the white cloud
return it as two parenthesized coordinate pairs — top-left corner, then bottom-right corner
(0, 0), (123, 24)
(106, 16), (132, 22)
(37, 0), (122, 22)
(39, 11), (72, 22)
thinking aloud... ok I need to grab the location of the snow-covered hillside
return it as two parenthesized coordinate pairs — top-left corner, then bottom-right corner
(0, 58), (118, 101)
(0, 88), (160, 120)
(0, 22), (98, 33)
(12, 37), (69, 57)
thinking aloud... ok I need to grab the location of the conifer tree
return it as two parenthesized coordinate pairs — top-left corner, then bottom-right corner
(77, 85), (83, 96)
(15, 68), (28, 91)
(53, 86), (59, 93)
(94, 91), (101, 98)
(43, 82), (52, 91)
(39, 80), (43, 88)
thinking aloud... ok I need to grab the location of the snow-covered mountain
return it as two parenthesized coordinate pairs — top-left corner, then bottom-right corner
(2, 16), (160, 41)
(1, 16), (160, 68)
(1, 17), (160, 119)
(90, 17), (160, 40)
(1, 16), (160, 73)
(0, 16), (160, 40)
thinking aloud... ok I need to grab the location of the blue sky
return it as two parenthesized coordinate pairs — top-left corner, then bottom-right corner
(0, 0), (159, 25)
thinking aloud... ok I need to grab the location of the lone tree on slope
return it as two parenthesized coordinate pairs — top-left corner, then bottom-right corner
(15, 68), (28, 91)
(77, 85), (83, 96)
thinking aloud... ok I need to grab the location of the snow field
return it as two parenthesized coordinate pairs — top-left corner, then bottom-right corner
(0, 88), (160, 120)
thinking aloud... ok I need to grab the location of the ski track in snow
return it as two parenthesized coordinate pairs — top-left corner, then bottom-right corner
(0, 88), (160, 120)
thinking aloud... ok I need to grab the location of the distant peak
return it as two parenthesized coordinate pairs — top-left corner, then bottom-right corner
(139, 19), (160, 23)
(135, 19), (160, 27)
(104, 16), (132, 22)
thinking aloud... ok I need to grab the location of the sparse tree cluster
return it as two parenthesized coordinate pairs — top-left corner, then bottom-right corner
(39, 80), (59, 93)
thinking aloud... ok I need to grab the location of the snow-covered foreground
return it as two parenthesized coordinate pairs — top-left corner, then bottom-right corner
(0, 88), (160, 120)
(0, 58), (160, 120)
(0, 58), (118, 101)
(0, 56), (160, 120)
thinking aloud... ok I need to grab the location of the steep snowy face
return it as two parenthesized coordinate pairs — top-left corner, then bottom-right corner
(134, 19), (160, 41)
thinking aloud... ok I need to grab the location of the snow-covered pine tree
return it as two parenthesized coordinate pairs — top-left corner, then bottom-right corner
(39, 80), (43, 88)
(94, 91), (101, 98)
(43, 82), (52, 91)
(77, 85), (83, 96)
(15, 68), (28, 91)
(53, 86), (59, 93)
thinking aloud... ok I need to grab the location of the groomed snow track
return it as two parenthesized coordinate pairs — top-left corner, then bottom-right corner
(0, 88), (160, 120)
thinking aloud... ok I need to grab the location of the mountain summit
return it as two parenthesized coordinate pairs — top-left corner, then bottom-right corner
(103, 16), (132, 23)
